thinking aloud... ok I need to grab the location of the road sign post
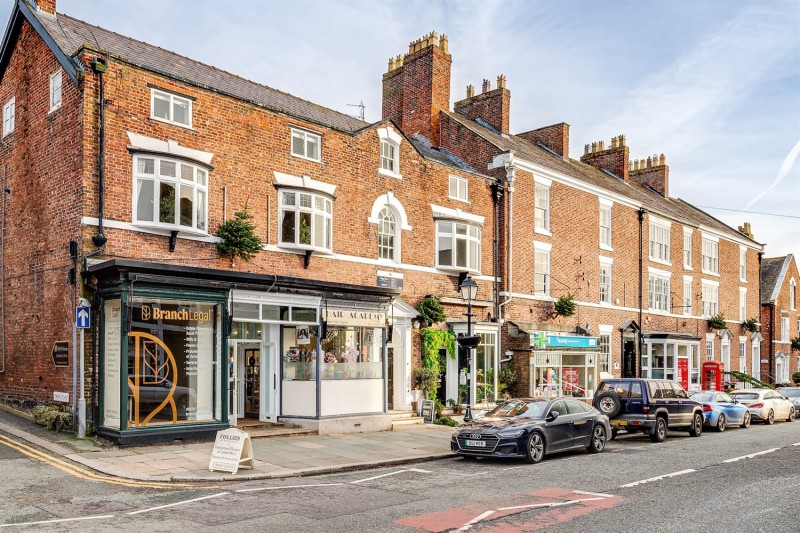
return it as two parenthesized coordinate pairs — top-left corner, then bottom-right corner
(75, 304), (90, 439)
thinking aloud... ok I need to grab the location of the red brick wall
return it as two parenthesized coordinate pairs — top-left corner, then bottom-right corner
(453, 87), (510, 135)
(0, 21), (84, 404)
(516, 123), (569, 159)
(761, 257), (800, 381)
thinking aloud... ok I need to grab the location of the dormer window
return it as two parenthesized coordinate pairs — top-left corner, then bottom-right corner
(291, 127), (321, 162)
(151, 88), (192, 128)
(49, 70), (62, 112)
(376, 126), (402, 178)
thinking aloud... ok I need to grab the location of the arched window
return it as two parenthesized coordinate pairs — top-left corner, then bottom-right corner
(378, 207), (397, 261)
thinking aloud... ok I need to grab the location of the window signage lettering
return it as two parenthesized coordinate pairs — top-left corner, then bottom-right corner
(140, 304), (212, 323)
(324, 309), (386, 327)
(51, 340), (69, 367)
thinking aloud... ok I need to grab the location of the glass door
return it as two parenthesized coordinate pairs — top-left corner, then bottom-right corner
(227, 344), (237, 423)
(239, 343), (260, 419)
(260, 343), (278, 423)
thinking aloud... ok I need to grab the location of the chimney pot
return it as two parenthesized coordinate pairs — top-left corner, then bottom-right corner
(659, 154), (665, 165)
(482, 79), (491, 93)
(497, 74), (506, 89)
(591, 142), (597, 153)
(599, 140), (605, 151)
(466, 84), (475, 98)
(440, 34), (449, 54)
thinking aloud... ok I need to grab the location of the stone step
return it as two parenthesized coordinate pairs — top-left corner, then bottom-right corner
(245, 427), (317, 439)
(391, 416), (425, 427)
(389, 410), (419, 420)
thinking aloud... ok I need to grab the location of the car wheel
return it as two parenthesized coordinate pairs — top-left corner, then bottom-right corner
(741, 412), (751, 428)
(610, 429), (619, 441)
(787, 407), (795, 422)
(525, 432), (545, 464)
(587, 424), (607, 453)
(766, 409), (775, 425)
(688, 413), (703, 437)
(595, 392), (622, 418)
(650, 417), (667, 442)
(716, 413), (726, 432)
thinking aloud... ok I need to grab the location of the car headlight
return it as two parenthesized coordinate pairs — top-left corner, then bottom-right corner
(498, 429), (524, 438)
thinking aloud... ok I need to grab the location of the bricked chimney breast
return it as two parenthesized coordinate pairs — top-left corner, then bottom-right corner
(382, 31), (452, 145)
(517, 123), (570, 159)
(453, 73), (511, 135)
(580, 135), (629, 182)
(35, 0), (57, 14)
(629, 153), (669, 197)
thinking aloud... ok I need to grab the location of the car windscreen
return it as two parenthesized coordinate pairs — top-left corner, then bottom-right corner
(484, 400), (549, 419)
(731, 392), (759, 400)
(691, 392), (714, 402)
(778, 389), (800, 398)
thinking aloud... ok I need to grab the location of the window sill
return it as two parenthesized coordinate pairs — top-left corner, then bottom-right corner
(277, 243), (333, 256)
(290, 153), (322, 164)
(599, 244), (613, 252)
(132, 222), (209, 238)
(48, 105), (61, 115)
(1, 130), (12, 138)
(150, 116), (196, 131)
(378, 167), (402, 180)
(684, 265), (693, 270)
(649, 257), (672, 267)
(701, 270), (720, 277)
(436, 265), (481, 277)
(534, 228), (552, 237)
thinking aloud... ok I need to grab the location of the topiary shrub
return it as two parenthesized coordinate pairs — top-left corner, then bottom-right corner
(554, 294), (576, 317)
(416, 295), (446, 325)
(708, 314), (726, 330)
(216, 206), (264, 266)
(741, 317), (759, 333)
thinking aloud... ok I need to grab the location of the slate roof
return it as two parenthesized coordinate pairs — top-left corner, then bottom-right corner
(442, 111), (762, 246)
(760, 255), (792, 304)
(30, 9), (367, 132)
(409, 134), (477, 174)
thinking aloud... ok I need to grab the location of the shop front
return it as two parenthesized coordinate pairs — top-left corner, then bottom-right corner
(90, 260), (398, 444)
(640, 332), (702, 390)
(527, 331), (599, 400)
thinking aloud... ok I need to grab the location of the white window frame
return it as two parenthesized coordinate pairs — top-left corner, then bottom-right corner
(739, 288), (747, 322)
(449, 175), (469, 203)
(752, 343), (760, 380)
(599, 325), (612, 374)
(533, 241), (551, 296)
(721, 338), (730, 372)
(435, 220), (482, 273)
(648, 272), (670, 312)
(49, 70), (62, 112)
(534, 183), (550, 234)
(377, 206), (399, 262)
(132, 154), (209, 234)
(791, 278), (797, 311)
(377, 126), (402, 178)
(290, 127), (321, 162)
(738, 339), (747, 373)
(706, 335), (715, 362)
(150, 88), (192, 128)
(599, 257), (612, 305)
(3, 97), (14, 136)
(781, 317), (789, 342)
(649, 219), (671, 264)
(683, 228), (693, 269)
(701, 234), (719, 275)
(739, 246), (747, 282)
(599, 199), (612, 250)
(701, 280), (719, 317)
(683, 276), (693, 316)
(278, 188), (333, 253)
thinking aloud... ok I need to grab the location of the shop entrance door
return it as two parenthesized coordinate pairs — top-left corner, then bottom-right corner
(239, 343), (261, 419)
(259, 343), (278, 423)
(227, 344), (238, 423)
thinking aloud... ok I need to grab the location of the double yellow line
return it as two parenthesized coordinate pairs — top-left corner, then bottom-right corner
(0, 433), (216, 490)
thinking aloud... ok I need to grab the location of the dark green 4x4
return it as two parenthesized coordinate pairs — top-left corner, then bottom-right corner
(592, 378), (704, 442)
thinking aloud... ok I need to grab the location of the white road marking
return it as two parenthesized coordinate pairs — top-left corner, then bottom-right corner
(455, 510), (496, 531)
(723, 448), (780, 463)
(0, 515), (115, 528)
(126, 492), (229, 515)
(408, 467), (432, 473)
(619, 469), (696, 488)
(792, 442), (800, 447)
(237, 483), (343, 493)
(452, 471), (490, 477)
(350, 470), (409, 483)
(498, 497), (602, 511)
(501, 465), (528, 471)
(573, 490), (615, 498)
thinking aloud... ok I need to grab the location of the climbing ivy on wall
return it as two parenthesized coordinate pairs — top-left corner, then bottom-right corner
(421, 328), (456, 375)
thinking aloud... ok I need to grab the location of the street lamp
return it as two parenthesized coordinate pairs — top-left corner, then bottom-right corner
(458, 276), (479, 422)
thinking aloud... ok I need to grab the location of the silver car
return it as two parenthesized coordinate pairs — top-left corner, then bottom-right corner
(730, 388), (795, 424)
(777, 387), (800, 415)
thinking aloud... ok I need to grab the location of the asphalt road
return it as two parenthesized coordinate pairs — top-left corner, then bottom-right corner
(1, 419), (798, 532)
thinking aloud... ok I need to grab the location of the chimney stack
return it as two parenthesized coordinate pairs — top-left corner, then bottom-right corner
(517, 123), (570, 159)
(629, 153), (669, 197)
(737, 222), (754, 239)
(580, 135), (629, 181)
(453, 73), (511, 134)
(382, 32), (452, 145)
(36, 0), (57, 14)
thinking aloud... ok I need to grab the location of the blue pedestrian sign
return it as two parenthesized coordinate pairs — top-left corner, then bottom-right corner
(76, 306), (90, 329)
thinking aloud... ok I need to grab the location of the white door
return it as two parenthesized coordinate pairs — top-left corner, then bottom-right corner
(260, 343), (279, 423)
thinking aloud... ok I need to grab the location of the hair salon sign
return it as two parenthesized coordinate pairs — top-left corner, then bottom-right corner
(324, 309), (386, 327)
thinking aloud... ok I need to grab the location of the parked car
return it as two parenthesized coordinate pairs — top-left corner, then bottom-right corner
(451, 398), (610, 464)
(729, 389), (795, 424)
(776, 387), (800, 414)
(688, 390), (751, 431)
(592, 378), (704, 442)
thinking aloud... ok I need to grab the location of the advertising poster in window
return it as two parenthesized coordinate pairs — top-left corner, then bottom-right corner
(103, 300), (122, 427)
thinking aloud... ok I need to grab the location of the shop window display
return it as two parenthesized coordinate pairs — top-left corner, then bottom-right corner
(321, 326), (383, 379)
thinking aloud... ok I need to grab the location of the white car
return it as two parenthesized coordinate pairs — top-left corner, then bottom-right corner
(729, 388), (795, 425)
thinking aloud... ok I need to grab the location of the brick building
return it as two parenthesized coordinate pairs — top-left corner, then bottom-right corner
(0, 1), (768, 443)
(760, 254), (800, 384)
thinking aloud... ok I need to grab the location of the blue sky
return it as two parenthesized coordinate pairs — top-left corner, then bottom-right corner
(3, 0), (798, 256)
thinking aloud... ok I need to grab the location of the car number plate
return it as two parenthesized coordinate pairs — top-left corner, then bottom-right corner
(610, 420), (627, 426)
(465, 440), (486, 447)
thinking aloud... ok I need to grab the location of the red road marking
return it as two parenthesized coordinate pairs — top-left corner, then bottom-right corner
(394, 487), (622, 532)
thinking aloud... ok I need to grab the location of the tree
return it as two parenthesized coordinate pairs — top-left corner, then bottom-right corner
(216, 207), (264, 266)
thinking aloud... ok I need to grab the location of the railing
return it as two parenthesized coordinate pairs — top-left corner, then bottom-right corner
(726, 370), (775, 390)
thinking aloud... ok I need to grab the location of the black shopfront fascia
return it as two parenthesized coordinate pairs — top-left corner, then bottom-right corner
(87, 259), (399, 445)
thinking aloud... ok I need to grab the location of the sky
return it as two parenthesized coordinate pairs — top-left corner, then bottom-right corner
(2, 0), (798, 257)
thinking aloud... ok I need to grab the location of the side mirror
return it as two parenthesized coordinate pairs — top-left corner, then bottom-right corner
(546, 411), (559, 422)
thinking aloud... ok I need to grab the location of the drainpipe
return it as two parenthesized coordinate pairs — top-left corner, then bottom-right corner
(637, 208), (646, 378)
(91, 57), (108, 248)
(1, 166), (7, 373)
(491, 179), (504, 323)
(497, 163), (516, 320)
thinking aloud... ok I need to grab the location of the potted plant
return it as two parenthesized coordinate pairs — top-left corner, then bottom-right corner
(414, 367), (440, 401)
(792, 336), (800, 352)
(708, 314), (726, 331)
(416, 295), (446, 326)
(554, 294), (576, 317)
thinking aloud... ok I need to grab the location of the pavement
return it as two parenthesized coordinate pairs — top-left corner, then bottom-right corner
(0, 406), (459, 483)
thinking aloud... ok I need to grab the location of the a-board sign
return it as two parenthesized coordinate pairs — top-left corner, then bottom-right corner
(420, 399), (435, 423)
(208, 428), (255, 474)
(51, 341), (69, 367)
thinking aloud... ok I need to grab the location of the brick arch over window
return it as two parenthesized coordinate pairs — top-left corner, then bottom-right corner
(368, 192), (412, 263)
(368, 192), (412, 231)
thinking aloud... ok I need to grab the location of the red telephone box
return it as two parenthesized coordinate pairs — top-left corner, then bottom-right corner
(702, 361), (724, 391)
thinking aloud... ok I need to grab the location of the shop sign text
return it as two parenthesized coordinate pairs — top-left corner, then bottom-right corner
(325, 309), (386, 327)
(141, 304), (212, 323)
(51, 341), (69, 367)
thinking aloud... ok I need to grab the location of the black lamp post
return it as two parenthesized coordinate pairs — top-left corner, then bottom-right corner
(459, 276), (478, 422)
